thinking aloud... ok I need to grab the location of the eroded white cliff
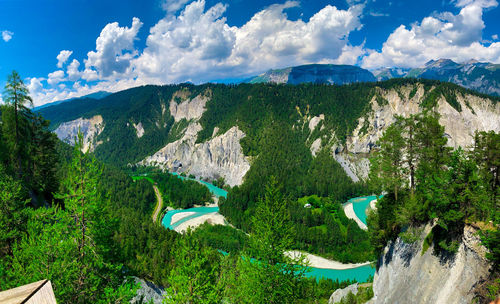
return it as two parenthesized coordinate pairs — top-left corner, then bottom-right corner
(341, 84), (500, 180)
(369, 224), (491, 304)
(141, 90), (250, 186)
(141, 125), (250, 187)
(54, 115), (104, 153)
(169, 94), (208, 122)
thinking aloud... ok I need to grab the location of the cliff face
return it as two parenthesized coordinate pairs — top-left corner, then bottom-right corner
(369, 225), (491, 304)
(341, 84), (500, 180)
(54, 115), (104, 153)
(141, 93), (250, 187)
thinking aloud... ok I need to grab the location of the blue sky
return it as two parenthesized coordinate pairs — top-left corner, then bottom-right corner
(1, 0), (499, 105)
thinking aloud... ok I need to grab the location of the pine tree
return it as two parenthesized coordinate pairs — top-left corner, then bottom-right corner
(164, 232), (223, 304)
(0, 164), (28, 258)
(230, 178), (308, 304)
(370, 120), (406, 202)
(4, 132), (136, 303)
(2, 71), (32, 177)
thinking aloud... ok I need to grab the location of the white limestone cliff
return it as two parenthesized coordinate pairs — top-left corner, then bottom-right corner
(340, 84), (500, 181)
(368, 224), (491, 304)
(54, 115), (104, 153)
(141, 91), (250, 186)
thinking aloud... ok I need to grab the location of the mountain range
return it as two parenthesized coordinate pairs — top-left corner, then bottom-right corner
(36, 59), (500, 112)
(374, 59), (500, 96)
(244, 59), (500, 96)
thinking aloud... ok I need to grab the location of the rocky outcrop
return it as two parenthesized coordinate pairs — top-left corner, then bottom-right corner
(141, 90), (250, 186)
(369, 224), (491, 304)
(342, 84), (500, 180)
(329, 283), (359, 304)
(133, 122), (145, 138)
(54, 115), (104, 153)
(130, 277), (166, 304)
(169, 94), (208, 122)
(142, 125), (250, 187)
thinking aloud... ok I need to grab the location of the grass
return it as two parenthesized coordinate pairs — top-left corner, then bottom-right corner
(131, 175), (155, 184)
(421, 230), (433, 256)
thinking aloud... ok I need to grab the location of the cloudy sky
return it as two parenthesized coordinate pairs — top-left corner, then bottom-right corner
(1, 0), (499, 106)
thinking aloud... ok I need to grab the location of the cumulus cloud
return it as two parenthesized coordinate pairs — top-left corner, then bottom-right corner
(47, 70), (66, 86)
(362, 0), (500, 69)
(2, 30), (13, 42)
(134, 0), (365, 83)
(84, 17), (143, 78)
(56, 50), (73, 68)
(29, 1), (367, 105)
(67, 59), (82, 81)
(162, 0), (192, 13)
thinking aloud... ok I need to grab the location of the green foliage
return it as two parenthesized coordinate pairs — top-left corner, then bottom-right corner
(399, 226), (423, 244)
(409, 86), (418, 99)
(422, 230), (433, 255)
(193, 223), (248, 254)
(0, 165), (28, 257)
(337, 285), (374, 304)
(164, 232), (223, 304)
(369, 119), (406, 202)
(220, 128), (371, 261)
(369, 111), (498, 258)
(2, 135), (136, 303)
(227, 179), (309, 304)
(151, 172), (212, 209)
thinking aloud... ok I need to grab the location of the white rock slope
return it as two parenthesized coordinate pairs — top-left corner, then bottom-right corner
(54, 115), (104, 153)
(141, 92), (250, 186)
(342, 84), (500, 180)
(369, 224), (491, 304)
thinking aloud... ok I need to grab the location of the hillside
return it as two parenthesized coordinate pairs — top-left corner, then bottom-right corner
(39, 79), (500, 185)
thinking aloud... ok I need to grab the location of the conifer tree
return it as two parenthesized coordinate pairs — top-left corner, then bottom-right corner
(230, 178), (308, 304)
(164, 232), (223, 304)
(2, 71), (32, 177)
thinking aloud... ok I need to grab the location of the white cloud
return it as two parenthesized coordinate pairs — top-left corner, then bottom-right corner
(362, 0), (500, 69)
(1, 30), (13, 42)
(47, 70), (65, 86)
(67, 59), (82, 81)
(56, 50), (73, 68)
(29, 1), (367, 106)
(134, 0), (365, 83)
(84, 17), (143, 78)
(162, 0), (192, 13)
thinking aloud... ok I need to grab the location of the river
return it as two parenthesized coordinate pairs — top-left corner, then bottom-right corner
(161, 173), (376, 283)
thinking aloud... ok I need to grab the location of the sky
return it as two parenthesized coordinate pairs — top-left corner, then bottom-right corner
(1, 0), (499, 106)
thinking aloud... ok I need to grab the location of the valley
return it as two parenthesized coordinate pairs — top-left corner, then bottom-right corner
(1, 74), (498, 303)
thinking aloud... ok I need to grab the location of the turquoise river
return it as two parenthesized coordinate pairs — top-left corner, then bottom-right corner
(161, 173), (376, 283)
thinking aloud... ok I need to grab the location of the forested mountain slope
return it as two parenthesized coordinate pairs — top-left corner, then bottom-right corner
(39, 79), (499, 185)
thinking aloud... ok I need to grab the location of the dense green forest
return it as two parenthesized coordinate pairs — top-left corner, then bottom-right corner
(37, 78), (497, 167)
(367, 111), (499, 302)
(149, 171), (213, 209)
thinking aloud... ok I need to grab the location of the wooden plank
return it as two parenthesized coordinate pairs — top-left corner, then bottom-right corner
(0, 280), (56, 304)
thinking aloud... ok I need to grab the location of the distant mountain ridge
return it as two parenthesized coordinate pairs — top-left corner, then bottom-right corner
(373, 59), (500, 96)
(33, 91), (111, 111)
(246, 64), (377, 85)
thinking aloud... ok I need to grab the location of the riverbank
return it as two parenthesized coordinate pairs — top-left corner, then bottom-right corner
(286, 251), (372, 270)
(344, 203), (368, 230)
